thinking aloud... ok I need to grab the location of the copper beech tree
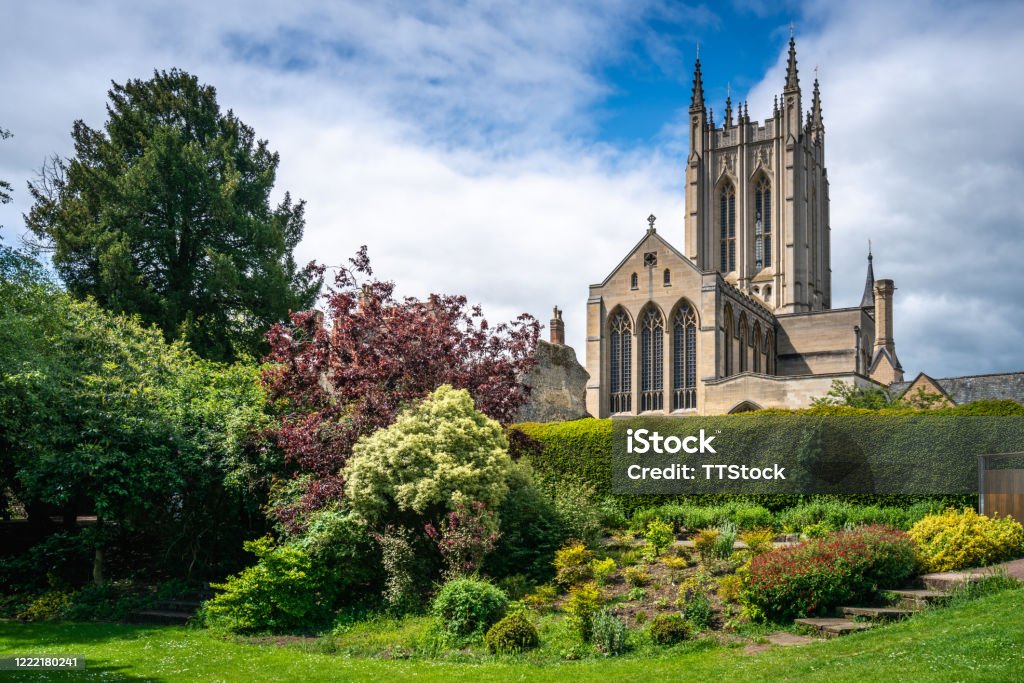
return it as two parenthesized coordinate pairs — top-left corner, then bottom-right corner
(263, 247), (539, 526)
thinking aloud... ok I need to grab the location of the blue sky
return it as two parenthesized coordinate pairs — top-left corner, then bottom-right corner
(2, 0), (1023, 379)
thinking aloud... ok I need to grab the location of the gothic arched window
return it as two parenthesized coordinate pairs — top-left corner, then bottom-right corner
(765, 331), (775, 375)
(672, 303), (698, 410)
(752, 322), (762, 373)
(609, 310), (632, 413)
(719, 182), (736, 272)
(754, 178), (772, 269)
(630, 272), (639, 290)
(722, 304), (734, 377)
(737, 313), (748, 373)
(640, 307), (664, 412)
(663, 268), (671, 286)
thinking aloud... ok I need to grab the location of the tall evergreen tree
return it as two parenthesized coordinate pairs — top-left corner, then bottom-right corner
(26, 70), (323, 361)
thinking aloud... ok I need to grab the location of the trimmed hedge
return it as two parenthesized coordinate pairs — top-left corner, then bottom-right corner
(513, 401), (1023, 511)
(740, 525), (917, 620)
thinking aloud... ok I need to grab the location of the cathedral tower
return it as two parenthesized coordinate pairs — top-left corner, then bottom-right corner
(684, 34), (831, 313)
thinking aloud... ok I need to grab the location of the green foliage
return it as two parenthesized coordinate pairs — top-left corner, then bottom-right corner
(648, 613), (690, 645)
(521, 584), (558, 612)
(908, 508), (1024, 572)
(485, 464), (568, 583)
(564, 581), (603, 642)
(374, 527), (422, 614)
(713, 522), (737, 559)
(430, 578), (509, 639)
(16, 590), (72, 622)
(344, 386), (513, 524)
(484, 611), (539, 654)
(739, 529), (775, 555)
(25, 69), (321, 362)
(741, 526), (917, 621)
(682, 593), (713, 629)
(0, 249), (274, 581)
(591, 609), (629, 655)
(548, 479), (604, 548)
(553, 542), (593, 587)
(716, 574), (742, 603)
(623, 565), (650, 587)
(811, 380), (894, 409)
(203, 537), (338, 633)
(692, 529), (721, 561)
(590, 557), (617, 586)
(643, 519), (675, 557)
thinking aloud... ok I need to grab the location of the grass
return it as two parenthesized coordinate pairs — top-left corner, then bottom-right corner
(1, 585), (1023, 682)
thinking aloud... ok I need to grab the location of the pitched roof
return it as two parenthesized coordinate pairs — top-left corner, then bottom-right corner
(890, 371), (1024, 405)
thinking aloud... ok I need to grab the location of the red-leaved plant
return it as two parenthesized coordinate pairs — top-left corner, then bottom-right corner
(740, 525), (917, 621)
(263, 247), (539, 529)
(425, 500), (502, 578)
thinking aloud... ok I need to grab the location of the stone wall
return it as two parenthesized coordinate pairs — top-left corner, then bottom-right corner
(516, 340), (590, 423)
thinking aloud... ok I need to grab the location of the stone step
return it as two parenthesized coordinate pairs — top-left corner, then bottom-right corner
(840, 606), (916, 621)
(130, 609), (193, 625)
(794, 617), (875, 638)
(885, 588), (952, 609)
(920, 571), (992, 592)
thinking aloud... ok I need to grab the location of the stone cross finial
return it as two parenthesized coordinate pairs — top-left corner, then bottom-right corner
(647, 214), (657, 231)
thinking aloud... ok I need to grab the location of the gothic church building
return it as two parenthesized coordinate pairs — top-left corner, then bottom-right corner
(585, 37), (903, 417)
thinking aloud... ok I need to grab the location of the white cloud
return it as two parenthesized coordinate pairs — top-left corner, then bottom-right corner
(2, 0), (1023, 380)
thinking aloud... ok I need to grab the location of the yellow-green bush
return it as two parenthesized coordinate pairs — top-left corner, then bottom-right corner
(908, 508), (1024, 572)
(623, 565), (650, 587)
(692, 529), (720, 560)
(553, 541), (593, 586)
(485, 611), (539, 654)
(590, 557), (617, 585)
(565, 581), (604, 641)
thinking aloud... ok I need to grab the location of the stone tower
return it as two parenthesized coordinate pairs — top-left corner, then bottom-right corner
(684, 34), (831, 314)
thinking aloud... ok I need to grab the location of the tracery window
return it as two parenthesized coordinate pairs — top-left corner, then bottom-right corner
(609, 310), (632, 413)
(672, 304), (698, 410)
(640, 307), (664, 412)
(754, 178), (772, 269)
(720, 182), (736, 272)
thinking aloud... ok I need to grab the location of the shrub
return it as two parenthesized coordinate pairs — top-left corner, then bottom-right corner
(713, 522), (737, 558)
(692, 529), (720, 561)
(373, 526), (421, 614)
(682, 593), (713, 628)
(487, 464), (568, 582)
(425, 500), (501, 579)
(204, 537), (338, 633)
(522, 584), (557, 612)
(625, 587), (646, 601)
(344, 385), (514, 522)
(553, 542), (593, 586)
(16, 590), (71, 622)
(623, 566), (650, 587)
(740, 526), (916, 621)
(431, 577), (509, 638)
(592, 609), (629, 655)
(649, 613), (690, 645)
(802, 521), (835, 538)
(565, 581), (603, 641)
(590, 557), (617, 585)
(908, 508), (1024, 572)
(739, 528), (775, 555)
(676, 574), (712, 610)
(661, 555), (690, 572)
(550, 480), (604, 548)
(485, 611), (539, 654)
(644, 519), (675, 557)
(717, 574), (742, 603)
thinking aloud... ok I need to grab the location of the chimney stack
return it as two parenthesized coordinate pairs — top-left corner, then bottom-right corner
(550, 306), (565, 346)
(873, 279), (896, 356)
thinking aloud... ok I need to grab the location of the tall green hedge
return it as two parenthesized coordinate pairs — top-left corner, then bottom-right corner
(512, 399), (1024, 512)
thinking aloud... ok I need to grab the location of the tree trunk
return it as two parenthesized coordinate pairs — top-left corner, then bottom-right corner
(92, 517), (104, 586)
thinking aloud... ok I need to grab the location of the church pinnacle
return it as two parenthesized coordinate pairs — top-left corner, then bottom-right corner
(785, 28), (800, 92)
(860, 243), (875, 308)
(811, 68), (824, 133)
(690, 51), (705, 111)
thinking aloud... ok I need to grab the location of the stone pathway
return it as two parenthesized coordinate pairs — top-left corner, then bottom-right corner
(744, 631), (818, 654)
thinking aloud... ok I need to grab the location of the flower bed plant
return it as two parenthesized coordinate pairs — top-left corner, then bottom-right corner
(740, 525), (916, 621)
(908, 508), (1024, 572)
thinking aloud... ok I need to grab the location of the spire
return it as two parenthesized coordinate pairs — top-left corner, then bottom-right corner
(860, 242), (875, 307)
(811, 70), (824, 133)
(785, 29), (800, 92)
(708, 107), (714, 128)
(725, 83), (733, 127)
(690, 51), (705, 111)
(773, 94), (779, 116)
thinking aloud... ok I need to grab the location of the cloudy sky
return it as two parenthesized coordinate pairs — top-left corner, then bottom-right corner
(2, 0), (1023, 378)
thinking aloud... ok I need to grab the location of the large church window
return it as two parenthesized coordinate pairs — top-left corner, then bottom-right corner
(738, 313), (748, 373)
(755, 178), (772, 269)
(640, 307), (664, 412)
(672, 304), (698, 410)
(719, 183), (736, 272)
(609, 311), (632, 413)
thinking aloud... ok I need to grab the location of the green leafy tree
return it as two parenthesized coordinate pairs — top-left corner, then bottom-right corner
(0, 127), (12, 213)
(343, 385), (514, 524)
(0, 246), (275, 583)
(25, 70), (322, 361)
(811, 379), (893, 409)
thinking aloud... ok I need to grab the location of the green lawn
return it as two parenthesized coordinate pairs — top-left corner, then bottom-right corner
(1, 589), (1022, 682)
